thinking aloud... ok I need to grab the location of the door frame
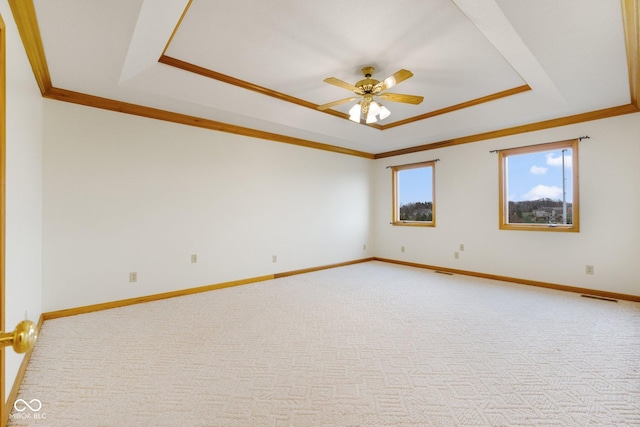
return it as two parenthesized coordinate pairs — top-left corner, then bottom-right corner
(0, 12), (7, 427)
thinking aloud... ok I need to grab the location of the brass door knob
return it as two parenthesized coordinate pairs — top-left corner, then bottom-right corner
(0, 320), (38, 353)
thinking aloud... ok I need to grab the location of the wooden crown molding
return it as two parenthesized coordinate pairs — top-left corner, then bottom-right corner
(622, 0), (639, 109)
(374, 104), (639, 158)
(160, 54), (530, 131)
(7, 0), (373, 159)
(8, 0), (640, 160)
(378, 85), (531, 130)
(159, 54), (379, 127)
(7, 0), (50, 95)
(43, 87), (374, 159)
(375, 0), (640, 158)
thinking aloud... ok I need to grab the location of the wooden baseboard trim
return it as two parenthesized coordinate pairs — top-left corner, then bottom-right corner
(274, 258), (375, 278)
(373, 257), (640, 302)
(4, 314), (45, 421)
(41, 256), (640, 322)
(43, 274), (275, 320)
(42, 258), (376, 321)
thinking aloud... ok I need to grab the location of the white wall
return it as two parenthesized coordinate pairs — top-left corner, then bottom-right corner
(42, 102), (640, 315)
(1, 7), (44, 401)
(42, 101), (372, 311)
(373, 113), (640, 297)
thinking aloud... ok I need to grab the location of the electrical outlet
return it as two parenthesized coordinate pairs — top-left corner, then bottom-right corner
(191, 254), (197, 263)
(585, 265), (594, 275)
(401, 246), (405, 253)
(129, 272), (137, 283)
(454, 252), (459, 259)
(272, 255), (277, 263)
(363, 244), (367, 251)
(460, 244), (465, 251)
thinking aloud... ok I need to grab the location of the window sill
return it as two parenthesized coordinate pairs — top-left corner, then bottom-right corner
(499, 223), (579, 232)
(392, 221), (435, 227)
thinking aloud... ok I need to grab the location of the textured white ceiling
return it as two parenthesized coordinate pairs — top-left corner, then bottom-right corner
(33, 0), (630, 154)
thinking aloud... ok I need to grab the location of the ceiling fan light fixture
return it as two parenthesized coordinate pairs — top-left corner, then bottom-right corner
(379, 104), (391, 120)
(369, 101), (381, 116)
(348, 103), (361, 122)
(366, 101), (382, 124)
(365, 111), (377, 124)
(319, 67), (420, 124)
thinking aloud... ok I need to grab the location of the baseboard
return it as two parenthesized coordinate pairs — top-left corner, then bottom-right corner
(41, 255), (638, 321)
(42, 274), (275, 321)
(373, 257), (640, 302)
(43, 258), (375, 321)
(273, 258), (374, 278)
(4, 314), (45, 424)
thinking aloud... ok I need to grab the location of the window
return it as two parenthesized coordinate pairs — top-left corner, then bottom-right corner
(392, 160), (435, 226)
(499, 139), (579, 231)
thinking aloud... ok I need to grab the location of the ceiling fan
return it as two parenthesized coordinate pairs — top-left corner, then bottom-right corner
(317, 66), (424, 124)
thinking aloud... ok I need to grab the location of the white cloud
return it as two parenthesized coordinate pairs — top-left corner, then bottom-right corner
(522, 185), (563, 200)
(546, 152), (572, 167)
(530, 165), (548, 175)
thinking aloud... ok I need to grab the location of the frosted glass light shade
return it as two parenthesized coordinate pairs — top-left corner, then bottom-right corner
(348, 104), (361, 122)
(379, 105), (391, 120)
(349, 101), (391, 123)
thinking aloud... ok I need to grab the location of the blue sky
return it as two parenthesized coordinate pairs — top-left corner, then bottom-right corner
(506, 149), (573, 202)
(397, 150), (572, 206)
(398, 167), (432, 205)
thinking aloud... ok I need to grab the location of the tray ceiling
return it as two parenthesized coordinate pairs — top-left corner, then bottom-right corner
(29, 0), (635, 155)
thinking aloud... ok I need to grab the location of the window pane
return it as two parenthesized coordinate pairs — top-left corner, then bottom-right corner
(398, 166), (433, 222)
(505, 147), (573, 225)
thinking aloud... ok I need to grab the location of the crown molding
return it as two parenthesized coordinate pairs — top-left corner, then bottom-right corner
(8, 0), (640, 160)
(43, 86), (375, 159)
(622, 0), (639, 109)
(374, 104), (639, 158)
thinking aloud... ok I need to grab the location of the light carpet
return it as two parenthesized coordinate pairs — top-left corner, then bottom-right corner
(8, 261), (640, 426)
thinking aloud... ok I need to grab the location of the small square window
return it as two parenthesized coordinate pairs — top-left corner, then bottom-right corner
(392, 161), (435, 226)
(499, 139), (579, 232)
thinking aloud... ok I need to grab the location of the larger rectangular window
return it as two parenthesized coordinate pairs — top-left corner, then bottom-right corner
(392, 160), (435, 227)
(499, 139), (579, 232)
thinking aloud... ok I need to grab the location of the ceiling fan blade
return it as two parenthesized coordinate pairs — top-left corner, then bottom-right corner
(377, 92), (424, 105)
(323, 77), (364, 95)
(373, 69), (413, 93)
(317, 97), (358, 110)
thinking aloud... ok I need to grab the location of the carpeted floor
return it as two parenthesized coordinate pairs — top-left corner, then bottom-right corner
(8, 261), (640, 426)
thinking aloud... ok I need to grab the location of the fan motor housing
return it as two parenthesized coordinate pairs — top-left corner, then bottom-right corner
(356, 66), (379, 93)
(355, 78), (379, 93)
